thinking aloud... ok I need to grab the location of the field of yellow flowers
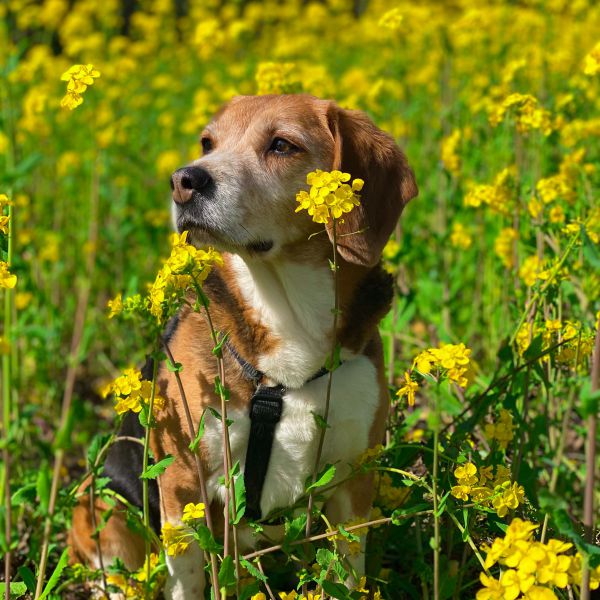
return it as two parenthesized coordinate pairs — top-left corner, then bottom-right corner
(1, 0), (600, 598)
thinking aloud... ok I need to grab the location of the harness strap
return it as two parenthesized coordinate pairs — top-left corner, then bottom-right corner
(244, 384), (285, 520)
(225, 341), (331, 521)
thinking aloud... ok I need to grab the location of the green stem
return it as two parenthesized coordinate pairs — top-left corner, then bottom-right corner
(432, 389), (440, 600)
(304, 219), (340, 583)
(141, 347), (159, 599)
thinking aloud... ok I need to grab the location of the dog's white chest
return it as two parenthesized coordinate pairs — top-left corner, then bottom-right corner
(203, 355), (380, 517)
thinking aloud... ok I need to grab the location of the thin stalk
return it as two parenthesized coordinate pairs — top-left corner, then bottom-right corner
(2, 196), (13, 600)
(432, 387), (440, 600)
(194, 282), (240, 599)
(141, 349), (159, 598)
(1, 75), (15, 600)
(541, 334), (582, 543)
(304, 219), (340, 595)
(306, 220), (339, 532)
(162, 337), (220, 590)
(581, 325), (600, 599)
(243, 512), (432, 561)
(88, 476), (108, 597)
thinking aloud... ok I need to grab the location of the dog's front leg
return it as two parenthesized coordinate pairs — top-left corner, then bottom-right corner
(163, 533), (205, 600)
(324, 473), (374, 587)
(159, 470), (207, 600)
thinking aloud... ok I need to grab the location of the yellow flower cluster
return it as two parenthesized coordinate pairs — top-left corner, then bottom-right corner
(149, 231), (222, 321)
(295, 170), (363, 225)
(464, 168), (515, 216)
(414, 342), (474, 388)
(378, 8), (403, 31)
(255, 62), (301, 95)
(0, 194), (15, 290)
(441, 129), (462, 176)
(102, 367), (165, 416)
(494, 228), (518, 269)
(484, 409), (514, 450)
(489, 93), (554, 136)
(583, 41), (600, 76)
(515, 319), (596, 368)
(374, 472), (410, 511)
(161, 522), (192, 557)
(106, 553), (161, 598)
(450, 222), (472, 250)
(60, 63), (100, 110)
(478, 518), (600, 599)
(451, 462), (525, 518)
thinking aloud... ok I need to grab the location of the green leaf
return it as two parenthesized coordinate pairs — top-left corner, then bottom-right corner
(316, 548), (335, 568)
(17, 566), (36, 593)
(39, 547), (69, 600)
(194, 524), (224, 553)
(87, 433), (112, 467)
(240, 559), (267, 583)
(552, 509), (600, 568)
(337, 524), (359, 543)
(189, 410), (208, 453)
(325, 343), (342, 372)
(36, 463), (51, 514)
(212, 332), (230, 356)
(140, 455), (175, 479)
(523, 334), (544, 361)
(0, 582), (27, 599)
(322, 580), (352, 599)
(11, 483), (36, 506)
(306, 464), (336, 492)
(232, 469), (246, 525)
(311, 412), (330, 430)
(218, 556), (236, 590)
(581, 380), (600, 418)
(166, 359), (183, 373)
(239, 581), (261, 600)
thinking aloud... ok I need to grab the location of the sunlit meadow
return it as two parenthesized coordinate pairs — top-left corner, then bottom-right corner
(1, 0), (600, 598)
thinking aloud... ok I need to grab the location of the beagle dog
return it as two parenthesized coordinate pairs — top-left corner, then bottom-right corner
(69, 94), (417, 598)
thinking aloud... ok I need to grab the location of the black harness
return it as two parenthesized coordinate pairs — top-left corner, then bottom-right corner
(225, 341), (328, 521)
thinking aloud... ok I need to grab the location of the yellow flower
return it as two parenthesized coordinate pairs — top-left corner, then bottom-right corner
(182, 502), (205, 523)
(162, 522), (191, 556)
(492, 481), (526, 517)
(378, 8), (403, 30)
(455, 462), (478, 485)
(494, 228), (518, 269)
(450, 222), (472, 250)
(251, 594), (267, 600)
(295, 170), (362, 225)
(0, 261), (17, 289)
(476, 573), (504, 600)
(60, 64), (101, 111)
(396, 371), (418, 406)
(107, 293), (123, 319)
(519, 255), (542, 287)
(583, 41), (600, 76)
(134, 552), (160, 582)
(441, 129), (461, 176)
(0, 215), (9, 234)
(523, 587), (558, 600)
(256, 62), (300, 95)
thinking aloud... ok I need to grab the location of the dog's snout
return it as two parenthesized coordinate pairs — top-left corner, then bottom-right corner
(171, 166), (213, 204)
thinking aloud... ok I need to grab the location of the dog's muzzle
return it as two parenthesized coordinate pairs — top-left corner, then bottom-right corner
(171, 166), (213, 204)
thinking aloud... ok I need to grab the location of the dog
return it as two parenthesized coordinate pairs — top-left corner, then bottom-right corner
(69, 94), (417, 598)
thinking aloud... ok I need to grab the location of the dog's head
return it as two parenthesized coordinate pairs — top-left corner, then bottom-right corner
(171, 94), (417, 266)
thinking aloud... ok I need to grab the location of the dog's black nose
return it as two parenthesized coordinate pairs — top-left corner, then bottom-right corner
(171, 166), (213, 204)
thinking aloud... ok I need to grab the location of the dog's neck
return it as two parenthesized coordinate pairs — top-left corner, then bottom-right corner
(227, 252), (335, 388)
(201, 246), (391, 390)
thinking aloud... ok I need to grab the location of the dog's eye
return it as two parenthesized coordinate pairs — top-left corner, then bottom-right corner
(201, 137), (213, 154)
(269, 137), (299, 155)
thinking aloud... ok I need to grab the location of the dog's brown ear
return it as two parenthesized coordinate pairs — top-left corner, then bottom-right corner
(326, 104), (418, 267)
